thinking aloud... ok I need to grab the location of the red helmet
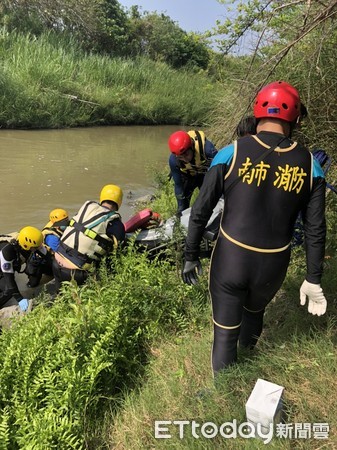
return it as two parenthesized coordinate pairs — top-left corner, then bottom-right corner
(168, 131), (193, 156)
(254, 81), (301, 122)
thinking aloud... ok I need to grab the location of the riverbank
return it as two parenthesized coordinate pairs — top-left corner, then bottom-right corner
(0, 30), (221, 129)
(109, 265), (337, 449)
(0, 174), (336, 448)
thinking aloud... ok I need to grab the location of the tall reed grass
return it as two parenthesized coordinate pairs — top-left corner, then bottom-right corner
(0, 29), (220, 128)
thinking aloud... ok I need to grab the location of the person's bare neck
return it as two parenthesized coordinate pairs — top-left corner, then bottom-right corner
(101, 201), (117, 211)
(256, 118), (290, 137)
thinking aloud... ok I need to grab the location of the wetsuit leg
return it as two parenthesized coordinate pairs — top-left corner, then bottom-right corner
(209, 236), (291, 374)
(28, 274), (42, 288)
(0, 275), (19, 308)
(52, 258), (88, 293)
(212, 325), (241, 373)
(239, 308), (265, 349)
(0, 292), (15, 309)
(209, 237), (250, 374)
(239, 248), (290, 348)
(72, 269), (88, 287)
(0, 277), (11, 309)
(52, 258), (63, 292)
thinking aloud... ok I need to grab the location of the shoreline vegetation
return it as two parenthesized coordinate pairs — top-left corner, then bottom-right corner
(0, 174), (336, 449)
(0, 31), (220, 130)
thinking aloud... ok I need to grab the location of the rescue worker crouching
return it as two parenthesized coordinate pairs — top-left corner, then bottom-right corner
(168, 130), (217, 217)
(42, 208), (70, 252)
(23, 209), (68, 288)
(52, 184), (126, 292)
(0, 226), (44, 313)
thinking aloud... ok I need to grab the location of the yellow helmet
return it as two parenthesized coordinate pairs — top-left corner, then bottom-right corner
(49, 208), (69, 227)
(18, 226), (43, 250)
(100, 184), (123, 210)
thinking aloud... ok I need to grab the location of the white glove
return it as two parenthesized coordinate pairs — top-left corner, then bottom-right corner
(300, 280), (327, 316)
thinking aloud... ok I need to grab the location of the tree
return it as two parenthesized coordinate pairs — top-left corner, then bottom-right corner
(90, 0), (130, 55)
(1, 0), (99, 34)
(0, 0), (130, 55)
(209, 0), (337, 147)
(126, 8), (211, 69)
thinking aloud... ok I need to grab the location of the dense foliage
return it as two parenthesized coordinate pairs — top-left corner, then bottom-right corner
(126, 7), (210, 69)
(0, 0), (211, 69)
(208, 1), (337, 150)
(0, 247), (208, 448)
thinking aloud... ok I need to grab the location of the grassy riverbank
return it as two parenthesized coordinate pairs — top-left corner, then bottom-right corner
(108, 268), (337, 449)
(0, 30), (220, 129)
(105, 180), (337, 450)
(0, 173), (336, 449)
(0, 246), (206, 449)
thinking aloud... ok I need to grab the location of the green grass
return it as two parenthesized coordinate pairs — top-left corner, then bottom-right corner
(105, 177), (337, 449)
(0, 242), (210, 449)
(108, 255), (337, 449)
(0, 29), (221, 128)
(0, 174), (336, 448)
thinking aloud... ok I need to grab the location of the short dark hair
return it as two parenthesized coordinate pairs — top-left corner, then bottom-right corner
(236, 116), (257, 138)
(101, 199), (118, 210)
(300, 102), (308, 118)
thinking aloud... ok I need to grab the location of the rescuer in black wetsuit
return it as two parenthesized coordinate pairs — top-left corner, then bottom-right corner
(182, 81), (327, 375)
(0, 226), (45, 311)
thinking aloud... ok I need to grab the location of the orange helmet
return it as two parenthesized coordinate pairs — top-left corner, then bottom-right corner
(254, 81), (301, 122)
(168, 131), (193, 156)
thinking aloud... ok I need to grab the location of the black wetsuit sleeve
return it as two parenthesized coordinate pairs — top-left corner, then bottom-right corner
(302, 177), (326, 284)
(0, 272), (22, 302)
(0, 244), (23, 305)
(106, 220), (126, 245)
(169, 154), (188, 213)
(184, 164), (225, 261)
(204, 139), (218, 159)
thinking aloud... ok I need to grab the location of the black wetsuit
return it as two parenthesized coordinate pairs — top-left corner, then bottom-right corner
(25, 248), (54, 288)
(185, 132), (326, 373)
(0, 241), (28, 308)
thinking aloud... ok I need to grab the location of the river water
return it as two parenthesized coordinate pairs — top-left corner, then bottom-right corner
(0, 125), (180, 233)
